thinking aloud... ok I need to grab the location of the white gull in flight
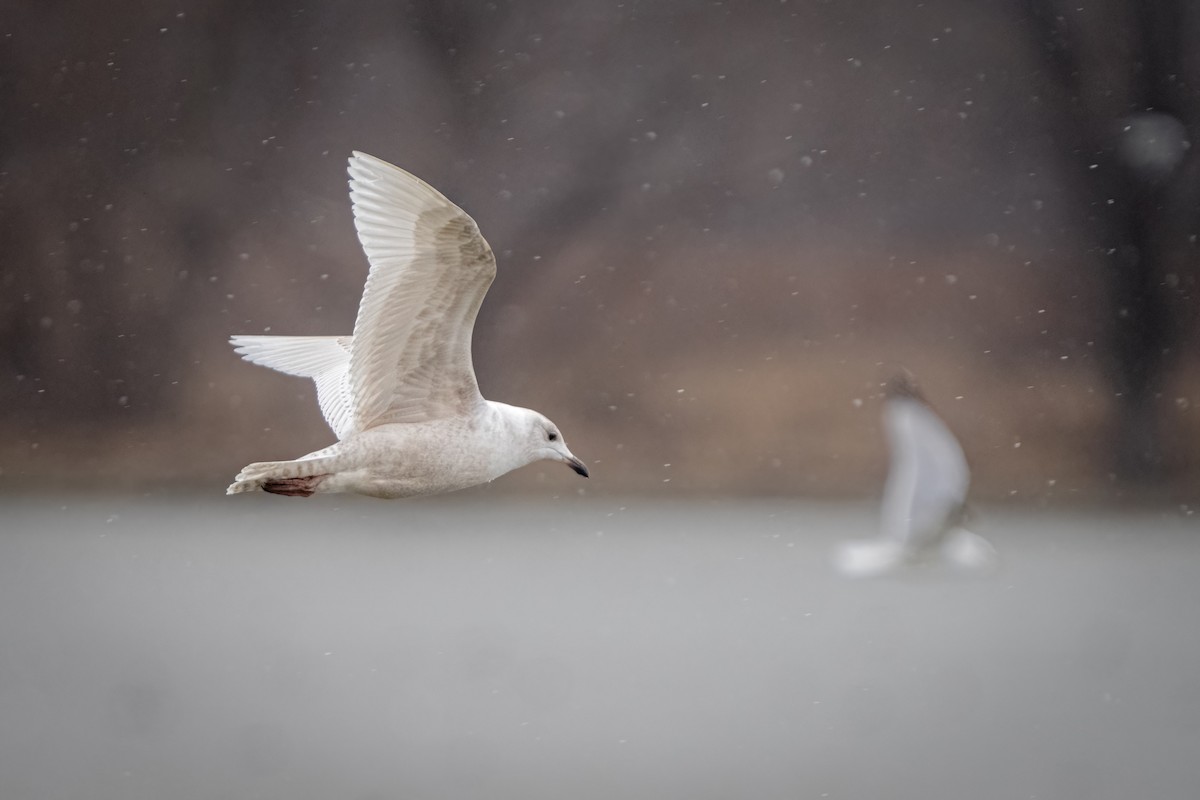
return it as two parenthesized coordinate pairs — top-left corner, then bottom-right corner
(833, 371), (995, 577)
(227, 152), (588, 498)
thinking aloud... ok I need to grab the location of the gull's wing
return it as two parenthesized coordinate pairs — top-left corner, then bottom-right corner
(879, 410), (920, 544)
(229, 335), (356, 439)
(832, 537), (908, 578)
(345, 152), (497, 430)
(880, 398), (970, 547)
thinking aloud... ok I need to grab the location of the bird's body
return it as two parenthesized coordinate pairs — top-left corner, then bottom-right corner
(227, 152), (587, 498)
(229, 402), (566, 499)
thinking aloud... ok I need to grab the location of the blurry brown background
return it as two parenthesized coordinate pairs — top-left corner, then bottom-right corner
(2, 0), (1198, 502)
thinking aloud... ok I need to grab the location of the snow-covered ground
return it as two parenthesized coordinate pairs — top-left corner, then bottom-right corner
(1, 497), (1197, 799)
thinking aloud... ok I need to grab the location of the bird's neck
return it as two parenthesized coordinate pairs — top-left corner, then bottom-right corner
(480, 400), (537, 471)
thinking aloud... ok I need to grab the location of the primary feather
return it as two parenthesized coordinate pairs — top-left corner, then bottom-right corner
(346, 152), (496, 430)
(230, 335), (355, 438)
(230, 152), (497, 440)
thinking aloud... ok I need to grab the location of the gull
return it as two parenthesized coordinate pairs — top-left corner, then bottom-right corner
(226, 152), (588, 498)
(833, 371), (995, 577)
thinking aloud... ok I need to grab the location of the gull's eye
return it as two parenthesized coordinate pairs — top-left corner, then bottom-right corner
(548, 431), (559, 442)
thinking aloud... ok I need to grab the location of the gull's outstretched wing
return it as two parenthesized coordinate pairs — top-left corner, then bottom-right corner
(879, 397), (970, 547)
(229, 335), (355, 439)
(345, 152), (497, 430)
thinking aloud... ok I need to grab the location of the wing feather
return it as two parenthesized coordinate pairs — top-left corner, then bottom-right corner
(229, 335), (356, 438)
(345, 152), (497, 430)
(228, 153), (496, 439)
(881, 399), (970, 546)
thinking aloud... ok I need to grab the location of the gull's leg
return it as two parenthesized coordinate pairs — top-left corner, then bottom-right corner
(261, 474), (330, 497)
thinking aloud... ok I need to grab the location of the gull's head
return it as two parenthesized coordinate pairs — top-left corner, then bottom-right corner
(516, 409), (589, 478)
(883, 367), (924, 402)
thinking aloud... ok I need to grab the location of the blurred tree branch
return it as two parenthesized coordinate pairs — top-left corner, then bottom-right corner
(1020, 0), (1199, 482)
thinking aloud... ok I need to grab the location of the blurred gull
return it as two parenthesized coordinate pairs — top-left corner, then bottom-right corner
(833, 371), (995, 577)
(227, 152), (588, 498)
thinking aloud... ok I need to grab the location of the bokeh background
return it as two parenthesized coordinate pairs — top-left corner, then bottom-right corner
(3, 0), (1198, 502)
(3, 5), (1200, 800)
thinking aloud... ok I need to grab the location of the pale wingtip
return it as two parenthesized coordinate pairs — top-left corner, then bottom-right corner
(832, 539), (907, 578)
(226, 334), (256, 361)
(347, 150), (373, 181)
(346, 151), (432, 192)
(348, 150), (391, 174)
(940, 528), (998, 572)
